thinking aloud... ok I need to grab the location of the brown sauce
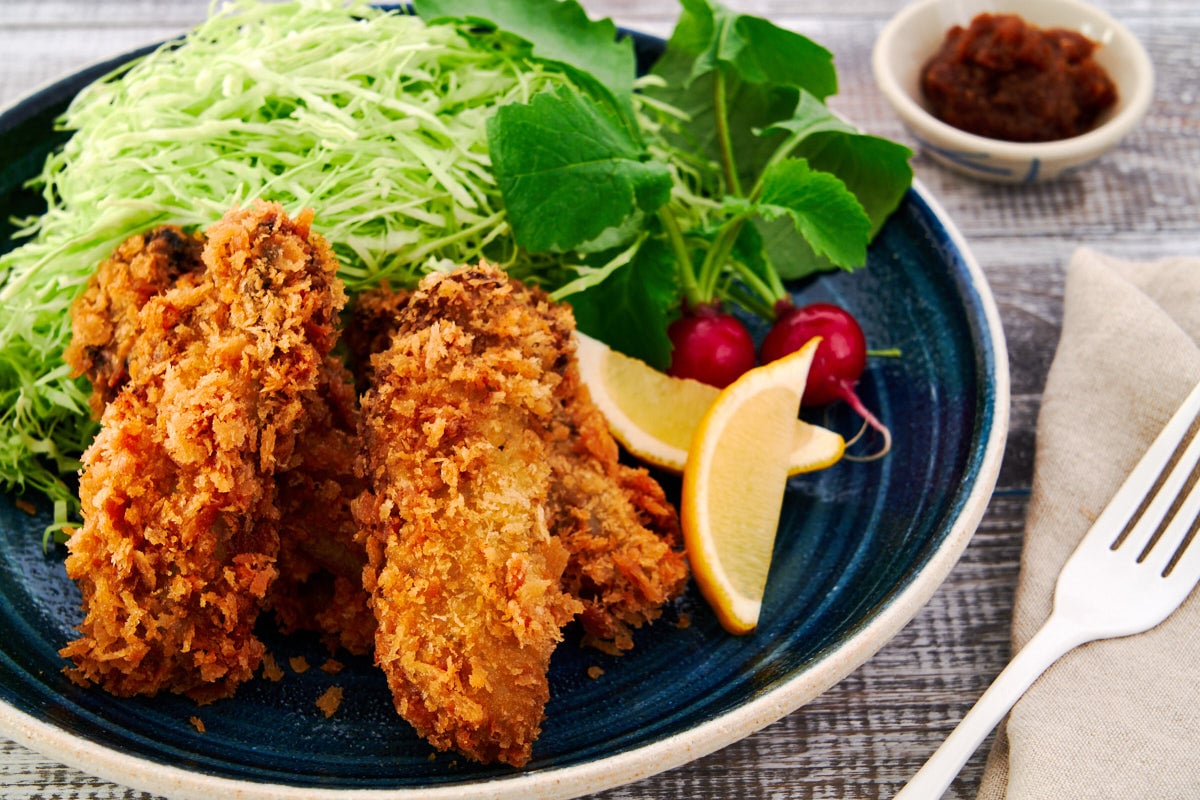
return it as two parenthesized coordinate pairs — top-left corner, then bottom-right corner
(920, 13), (1119, 143)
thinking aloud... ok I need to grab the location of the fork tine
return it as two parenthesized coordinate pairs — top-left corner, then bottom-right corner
(1164, 515), (1200, 578)
(1141, 461), (1200, 575)
(1100, 380), (1200, 552)
(1117, 409), (1200, 559)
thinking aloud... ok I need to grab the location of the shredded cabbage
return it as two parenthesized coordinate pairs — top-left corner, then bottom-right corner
(0, 0), (578, 511)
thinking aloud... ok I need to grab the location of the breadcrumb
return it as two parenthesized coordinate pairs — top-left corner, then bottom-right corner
(549, 362), (689, 654)
(64, 225), (205, 419)
(261, 653), (284, 683)
(316, 685), (343, 718)
(352, 264), (687, 765)
(189, 716), (206, 733)
(289, 656), (310, 675)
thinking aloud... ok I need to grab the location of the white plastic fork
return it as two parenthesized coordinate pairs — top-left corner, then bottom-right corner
(894, 379), (1200, 799)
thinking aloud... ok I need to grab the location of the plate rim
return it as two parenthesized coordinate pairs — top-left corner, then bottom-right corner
(0, 32), (1012, 800)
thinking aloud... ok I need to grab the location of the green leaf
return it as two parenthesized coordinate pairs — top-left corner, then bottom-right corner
(645, 60), (797, 197)
(764, 91), (913, 235)
(730, 218), (768, 280)
(761, 89), (858, 141)
(413, 0), (638, 128)
(751, 158), (871, 269)
(644, 3), (841, 202)
(794, 134), (912, 237)
(757, 215), (835, 282)
(567, 237), (679, 369)
(549, 233), (645, 298)
(662, 0), (837, 99)
(487, 86), (672, 253)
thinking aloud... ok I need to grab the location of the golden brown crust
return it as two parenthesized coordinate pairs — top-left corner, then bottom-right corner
(65, 225), (206, 418)
(62, 215), (687, 757)
(348, 280), (689, 657)
(60, 202), (346, 702)
(548, 364), (689, 654)
(354, 265), (583, 767)
(268, 356), (374, 656)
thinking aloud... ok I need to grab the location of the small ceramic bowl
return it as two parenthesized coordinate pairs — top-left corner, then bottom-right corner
(872, 0), (1154, 183)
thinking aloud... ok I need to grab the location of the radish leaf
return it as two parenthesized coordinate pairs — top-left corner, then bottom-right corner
(487, 86), (672, 253)
(567, 238), (678, 369)
(763, 92), (913, 235)
(646, 59), (798, 196)
(744, 159), (871, 269)
(413, 0), (638, 130)
(663, 0), (837, 99)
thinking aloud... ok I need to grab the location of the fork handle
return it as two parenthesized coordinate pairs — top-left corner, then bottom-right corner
(892, 612), (1092, 799)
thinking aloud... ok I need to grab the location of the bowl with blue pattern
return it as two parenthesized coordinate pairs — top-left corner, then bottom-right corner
(872, 0), (1153, 183)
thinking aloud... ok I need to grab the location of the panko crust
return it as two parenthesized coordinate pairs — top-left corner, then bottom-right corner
(349, 278), (689, 657)
(65, 225), (206, 418)
(61, 202), (346, 702)
(354, 265), (583, 766)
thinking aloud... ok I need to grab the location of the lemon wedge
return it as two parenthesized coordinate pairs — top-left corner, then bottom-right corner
(681, 337), (823, 635)
(574, 332), (844, 475)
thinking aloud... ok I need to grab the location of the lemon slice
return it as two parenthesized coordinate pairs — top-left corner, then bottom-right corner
(574, 332), (844, 475)
(681, 337), (822, 635)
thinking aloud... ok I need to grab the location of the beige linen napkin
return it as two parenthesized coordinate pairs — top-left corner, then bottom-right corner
(977, 248), (1200, 800)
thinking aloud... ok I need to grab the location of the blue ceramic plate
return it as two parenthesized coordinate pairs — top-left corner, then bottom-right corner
(0, 30), (1009, 800)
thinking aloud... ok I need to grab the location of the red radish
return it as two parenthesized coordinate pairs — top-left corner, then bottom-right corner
(666, 306), (756, 389)
(760, 301), (892, 458)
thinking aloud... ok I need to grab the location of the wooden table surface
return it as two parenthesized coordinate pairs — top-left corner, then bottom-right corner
(1, 1), (1197, 798)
